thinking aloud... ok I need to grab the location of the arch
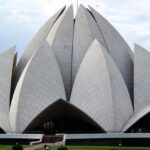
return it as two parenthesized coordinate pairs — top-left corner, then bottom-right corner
(10, 42), (66, 133)
(72, 5), (107, 84)
(89, 6), (133, 101)
(46, 5), (74, 99)
(0, 111), (11, 132)
(125, 112), (150, 133)
(0, 128), (5, 133)
(123, 105), (150, 132)
(134, 44), (150, 112)
(24, 99), (104, 133)
(123, 44), (150, 132)
(12, 6), (65, 94)
(71, 39), (133, 132)
(0, 46), (16, 113)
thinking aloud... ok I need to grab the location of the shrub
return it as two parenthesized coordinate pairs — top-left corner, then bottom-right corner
(12, 144), (23, 150)
(57, 146), (68, 150)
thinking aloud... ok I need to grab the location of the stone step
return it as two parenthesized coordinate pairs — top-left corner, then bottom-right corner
(24, 143), (52, 150)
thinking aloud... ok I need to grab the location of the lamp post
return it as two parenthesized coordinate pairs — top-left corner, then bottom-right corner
(119, 141), (122, 150)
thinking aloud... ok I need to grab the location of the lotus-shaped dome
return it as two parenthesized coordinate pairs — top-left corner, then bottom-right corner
(0, 5), (149, 133)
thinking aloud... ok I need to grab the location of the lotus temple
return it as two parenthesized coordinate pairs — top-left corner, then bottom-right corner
(0, 4), (150, 142)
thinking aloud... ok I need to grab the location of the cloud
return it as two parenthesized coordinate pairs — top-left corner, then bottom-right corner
(89, 0), (150, 51)
(0, 0), (149, 55)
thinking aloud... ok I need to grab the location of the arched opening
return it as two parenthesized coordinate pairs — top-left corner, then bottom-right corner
(24, 99), (105, 134)
(31, 116), (101, 134)
(0, 128), (5, 133)
(126, 112), (150, 133)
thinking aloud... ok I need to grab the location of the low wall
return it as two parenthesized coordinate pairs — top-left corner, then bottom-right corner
(65, 133), (150, 147)
(0, 133), (43, 144)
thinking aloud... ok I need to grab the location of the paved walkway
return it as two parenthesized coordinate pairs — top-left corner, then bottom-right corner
(24, 143), (52, 150)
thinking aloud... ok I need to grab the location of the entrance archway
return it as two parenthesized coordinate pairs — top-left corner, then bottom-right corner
(24, 99), (105, 134)
(126, 112), (150, 133)
(0, 128), (5, 133)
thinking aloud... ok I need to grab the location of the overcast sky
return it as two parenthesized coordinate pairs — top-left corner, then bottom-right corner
(0, 0), (150, 58)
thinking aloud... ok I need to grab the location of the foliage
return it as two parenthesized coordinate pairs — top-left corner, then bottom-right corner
(57, 146), (68, 150)
(12, 144), (23, 150)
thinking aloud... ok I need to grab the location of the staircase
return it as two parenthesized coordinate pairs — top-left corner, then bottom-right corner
(24, 143), (52, 150)
(24, 135), (64, 150)
(30, 134), (64, 145)
(42, 135), (63, 143)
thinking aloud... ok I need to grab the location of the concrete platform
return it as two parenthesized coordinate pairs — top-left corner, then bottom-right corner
(65, 133), (150, 146)
(0, 133), (43, 144)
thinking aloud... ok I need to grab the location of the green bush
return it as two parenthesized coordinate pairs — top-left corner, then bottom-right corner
(57, 146), (68, 150)
(12, 144), (23, 150)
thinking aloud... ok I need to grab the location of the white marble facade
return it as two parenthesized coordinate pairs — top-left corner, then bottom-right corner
(0, 5), (148, 133)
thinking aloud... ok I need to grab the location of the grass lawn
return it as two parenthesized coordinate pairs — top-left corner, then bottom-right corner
(1, 145), (150, 150)
(35, 146), (150, 150)
(0, 145), (28, 150)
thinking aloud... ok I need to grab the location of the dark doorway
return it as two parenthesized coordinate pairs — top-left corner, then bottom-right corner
(31, 116), (102, 134)
(126, 112), (150, 133)
(0, 128), (5, 133)
(24, 100), (104, 134)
